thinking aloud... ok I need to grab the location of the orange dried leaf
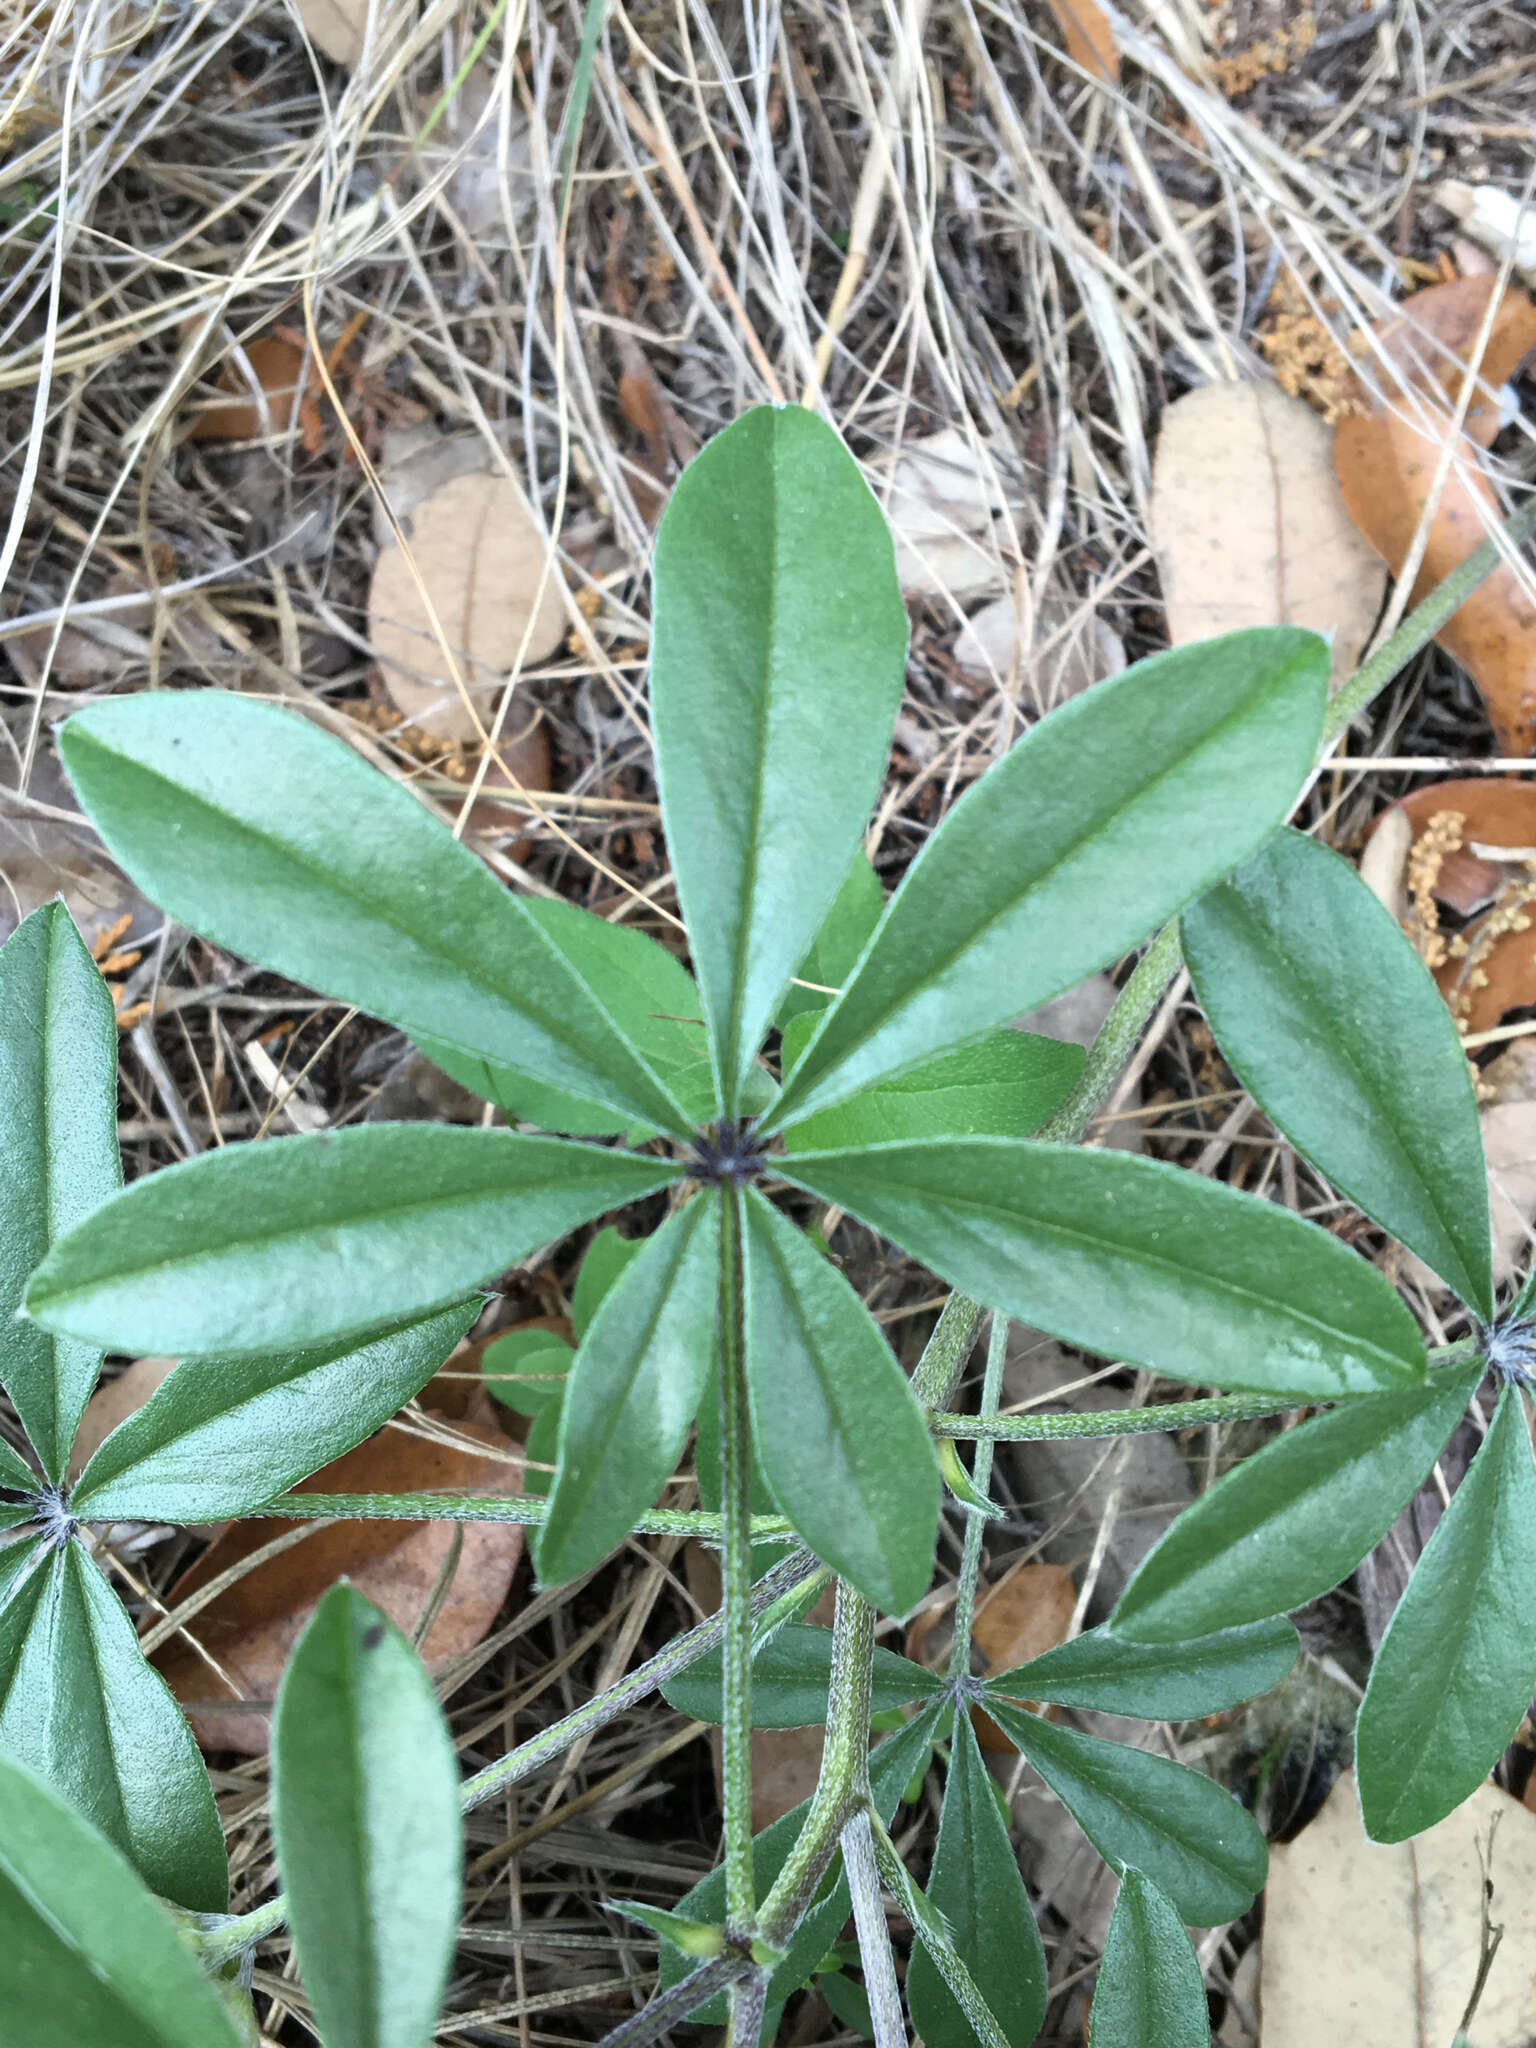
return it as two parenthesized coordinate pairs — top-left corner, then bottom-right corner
(1335, 278), (1536, 754)
(186, 335), (310, 443)
(1043, 0), (1119, 82)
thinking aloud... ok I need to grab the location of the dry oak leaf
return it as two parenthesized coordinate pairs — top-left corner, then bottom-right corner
(1335, 276), (1536, 753)
(1151, 381), (1384, 688)
(368, 467), (567, 743)
(152, 1378), (523, 1753)
(293, 0), (411, 66)
(1261, 1771), (1536, 2047)
(68, 1359), (179, 1485)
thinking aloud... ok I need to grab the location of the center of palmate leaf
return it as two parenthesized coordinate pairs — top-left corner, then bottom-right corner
(1482, 1313), (1536, 1387)
(687, 1118), (767, 1188)
(33, 1484), (77, 1548)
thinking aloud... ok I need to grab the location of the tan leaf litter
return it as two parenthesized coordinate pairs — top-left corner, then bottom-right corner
(368, 461), (567, 742)
(69, 1359), (179, 1484)
(953, 585), (1126, 708)
(1151, 380), (1384, 687)
(883, 427), (1023, 600)
(1261, 1771), (1536, 2047)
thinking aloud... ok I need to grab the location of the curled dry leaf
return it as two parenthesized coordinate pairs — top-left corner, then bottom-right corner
(1151, 381), (1384, 687)
(1376, 780), (1536, 1037)
(293, 0), (411, 66)
(1437, 181), (1536, 285)
(368, 465), (568, 742)
(152, 1375), (523, 1753)
(1334, 276), (1536, 752)
(1369, 784), (1536, 1290)
(1262, 1771), (1536, 2047)
(1042, 0), (1119, 82)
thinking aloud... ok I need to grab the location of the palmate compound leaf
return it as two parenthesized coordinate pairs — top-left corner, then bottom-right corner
(1111, 1356), (1486, 1643)
(69, 1301), (480, 1524)
(272, 1585), (461, 2048)
(779, 1138), (1426, 1399)
(657, 1704), (944, 2031)
(25, 1125), (681, 1357)
(0, 1749), (248, 2048)
(906, 1707), (1048, 2048)
(57, 692), (694, 1139)
(1087, 1870), (1209, 2048)
(0, 902), (120, 1483)
(775, 849), (886, 1030)
(770, 625), (1328, 1130)
(1183, 828), (1493, 1318)
(1355, 1380), (1536, 1843)
(650, 405), (909, 1117)
(535, 1193), (720, 1584)
(739, 1184), (940, 1613)
(987, 1700), (1267, 1928)
(0, 1538), (226, 1910)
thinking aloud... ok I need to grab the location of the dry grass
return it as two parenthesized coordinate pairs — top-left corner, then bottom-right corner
(3, 0), (1535, 2041)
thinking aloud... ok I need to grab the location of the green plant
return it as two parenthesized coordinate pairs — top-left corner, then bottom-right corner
(0, 402), (1530, 2046)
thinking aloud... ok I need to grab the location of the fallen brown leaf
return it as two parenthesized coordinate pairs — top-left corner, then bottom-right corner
(152, 1376), (523, 1753)
(1152, 380), (1385, 686)
(186, 336), (311, 444)
(1042, 0), (1119, 82)
(1261, 1771), (1536, 2046)
(1335, 277), (1536, 752)
(368, 467), (568, 742)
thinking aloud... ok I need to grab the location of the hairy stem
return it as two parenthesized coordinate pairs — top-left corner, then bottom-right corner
(949, 1313), (1009, 1675)
(758, 1580), (876, 1947)
(841, 1806), (905, 2048)
(932, 1390), (1311, 1440)
(867, 1811), (1010, 2048)
(910, 1290), (987, 1411)
(594, 1954), (753, 2048)
(718, 1186), (756, 1941)
(237, 1492), (793, 1541)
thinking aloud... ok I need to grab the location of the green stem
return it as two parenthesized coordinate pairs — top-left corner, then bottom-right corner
(949, 1313), (1009, 1677)
(1322, 492), (1536, 746)
(758, 1581), (876, 1947)
(237, 1492), (793, 1542)
(1036, 920), (1183, 1148)
(718, 1186), (756, 1941)
(931, 1391), (1311, 1441)
(910, 1291), (987, 1411)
